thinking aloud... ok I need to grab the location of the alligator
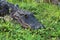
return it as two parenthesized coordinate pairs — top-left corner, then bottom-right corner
(0, 0), (45, 29)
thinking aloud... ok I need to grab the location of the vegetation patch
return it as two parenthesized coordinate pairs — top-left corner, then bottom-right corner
(0, 0), (60, 40)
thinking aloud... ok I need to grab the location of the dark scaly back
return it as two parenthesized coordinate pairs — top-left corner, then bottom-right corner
(0, 0), (9, 17)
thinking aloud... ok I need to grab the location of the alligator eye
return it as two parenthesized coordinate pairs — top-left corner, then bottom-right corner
(25, 15), (28, 18)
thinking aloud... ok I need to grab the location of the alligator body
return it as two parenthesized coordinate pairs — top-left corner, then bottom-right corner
(0, 0), (9, 17)
(0, 0), (45, 29)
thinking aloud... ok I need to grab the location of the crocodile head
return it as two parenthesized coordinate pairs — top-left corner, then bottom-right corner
(12, 10), (45, 29)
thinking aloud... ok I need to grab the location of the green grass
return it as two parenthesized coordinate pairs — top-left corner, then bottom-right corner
(0, 0), (60, 40)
